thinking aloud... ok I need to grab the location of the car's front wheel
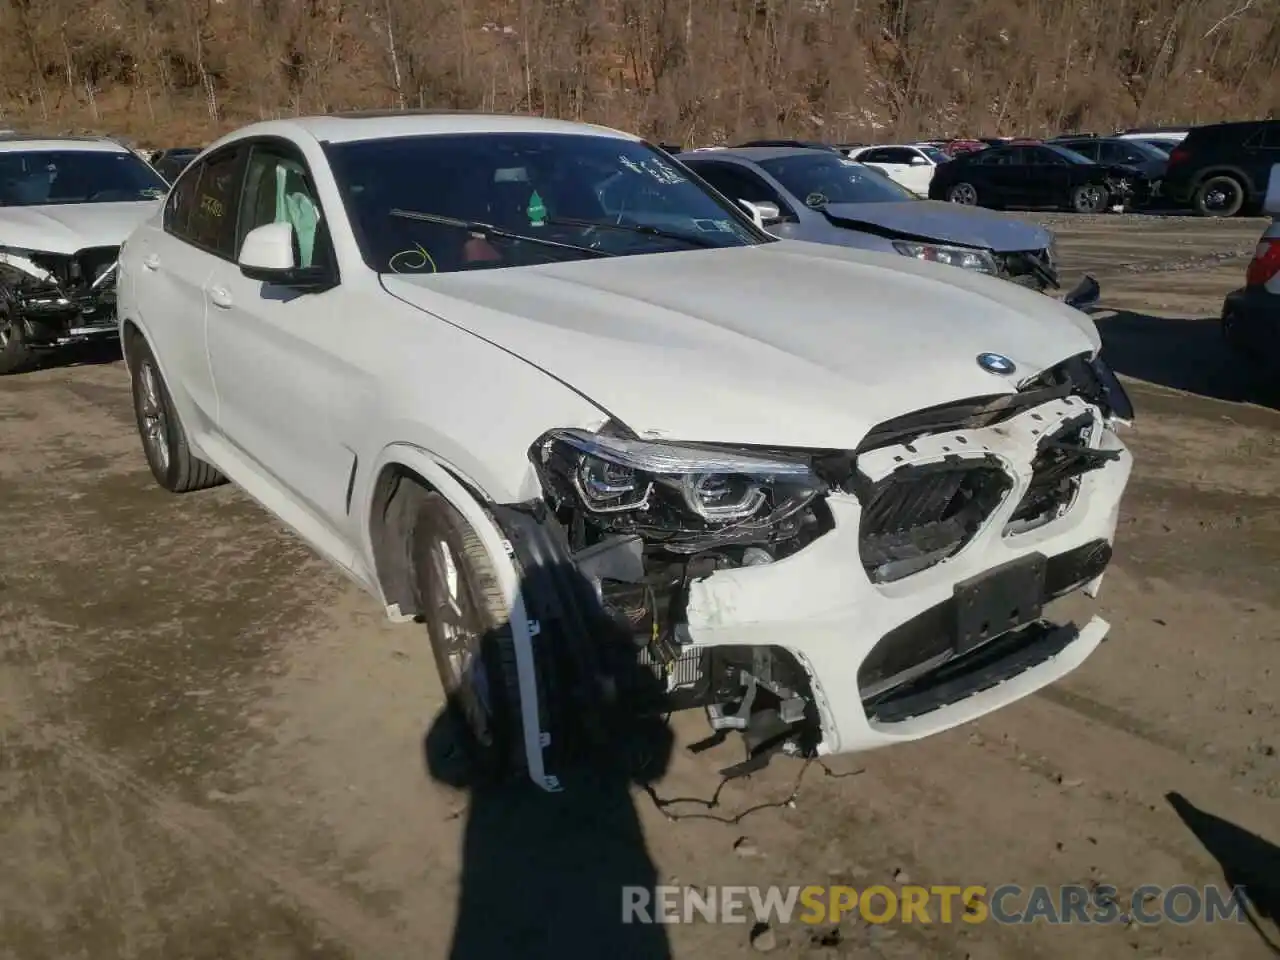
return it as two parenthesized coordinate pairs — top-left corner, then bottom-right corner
(128, 335), (226, 493)
(0, 290), (35, 375)
(1071, 183), (1109, 214)
(411, 491), (524, 784)
(947, 182), (979, 205)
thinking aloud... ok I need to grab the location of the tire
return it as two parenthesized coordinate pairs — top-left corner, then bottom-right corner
(947, 182), (979, 205)
(0, 290), (36, 375)
(128, 336), (226, 493)
(1071, 183), (1108, 214)
(1194, 175), (1245, 218)
(411, 491), (524, 785)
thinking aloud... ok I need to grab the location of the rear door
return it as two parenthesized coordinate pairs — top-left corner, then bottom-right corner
(128, 144), (246, 431)
(1021, 147), (1073, 205)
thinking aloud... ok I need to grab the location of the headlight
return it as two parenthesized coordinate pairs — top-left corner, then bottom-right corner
(892, 240), (998, 275)
(531, 427), (827, 550)
(1089, 354), (1134, 422)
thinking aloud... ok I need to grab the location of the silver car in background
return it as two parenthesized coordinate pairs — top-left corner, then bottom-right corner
(680, 146), (1097, 304)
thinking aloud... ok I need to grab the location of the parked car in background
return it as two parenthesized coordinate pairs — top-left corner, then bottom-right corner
(1221, 163), (1280, 371)
(117, 112), (1132, 788)
(0, 135), (169, 373)
(939, 139), (987, 157)
(149, 147), (202, 183)
(1163, 120), (1280, 217)
(733, 139), (842, 152)
(930, 141), (1141, 213)
(1116, 127), (1187, 153)
(844, 143), (950, 196)
(680, 146), (1065, 293)
(1050, 135), (1168, 205)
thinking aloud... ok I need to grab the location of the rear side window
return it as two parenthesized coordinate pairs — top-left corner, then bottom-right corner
(163, 165), (201, 237)
(1260, 124), (1280, 150)
(165, 146), (245, 258)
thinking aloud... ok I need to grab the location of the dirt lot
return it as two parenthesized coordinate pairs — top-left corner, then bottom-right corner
(2, 213), (1279, 960)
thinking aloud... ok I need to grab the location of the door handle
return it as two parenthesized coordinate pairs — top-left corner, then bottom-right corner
(142, 253), (160, 271)
(208, 285), (233, 309)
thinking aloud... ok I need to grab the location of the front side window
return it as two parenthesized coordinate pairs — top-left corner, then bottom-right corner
(755, 154), (918, 206)
(0, 149), (168, 207)
(324, 132), (768, 275)
(236, 147), (328, 269)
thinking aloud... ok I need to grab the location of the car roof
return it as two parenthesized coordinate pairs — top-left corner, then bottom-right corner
(683, 146), (838, 163)
(207, 111), (639, 149)
(0, 135), (128, 154)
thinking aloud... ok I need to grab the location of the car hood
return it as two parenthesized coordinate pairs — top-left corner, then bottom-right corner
(0, 201), (162, 253)
(383, 240), (1100, 449)
(820, 201), (1051, 253)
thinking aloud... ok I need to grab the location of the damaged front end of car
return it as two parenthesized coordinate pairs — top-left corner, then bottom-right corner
(0, 245), (121, 356)
(492, 351), (1133, 785)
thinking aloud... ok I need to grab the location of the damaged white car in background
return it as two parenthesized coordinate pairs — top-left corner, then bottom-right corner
(0, 135), (168, 374)
(117, 113), (1135, 791)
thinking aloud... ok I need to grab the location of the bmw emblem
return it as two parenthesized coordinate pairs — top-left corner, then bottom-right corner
(977, 352), (1017, 376)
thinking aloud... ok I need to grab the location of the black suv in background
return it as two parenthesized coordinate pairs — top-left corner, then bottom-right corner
(1163, 120), (1280, 216)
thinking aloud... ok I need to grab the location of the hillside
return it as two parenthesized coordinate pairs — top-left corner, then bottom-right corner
(1, 0), (1277, 149)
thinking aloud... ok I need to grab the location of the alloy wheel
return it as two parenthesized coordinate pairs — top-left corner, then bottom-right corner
(137, 360), (171, 474)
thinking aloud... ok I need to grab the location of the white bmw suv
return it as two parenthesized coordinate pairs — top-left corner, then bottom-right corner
(117, 112), (1134, 790)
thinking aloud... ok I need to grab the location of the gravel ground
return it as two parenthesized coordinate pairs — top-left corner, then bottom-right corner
(1, 211), (1278, 960)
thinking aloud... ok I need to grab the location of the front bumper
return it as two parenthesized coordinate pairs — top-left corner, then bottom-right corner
(17, 293), (119, 348)
(1222, 285), (1280, 370)
(682, 399), (1132, 755)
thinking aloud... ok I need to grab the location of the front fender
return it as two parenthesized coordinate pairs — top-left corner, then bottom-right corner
(357, 441), (560, 793)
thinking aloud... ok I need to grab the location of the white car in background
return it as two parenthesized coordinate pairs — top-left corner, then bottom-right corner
(0, 135), (168, 373)
(117, 112), (1134, 791)
(844, 144), (950, 195)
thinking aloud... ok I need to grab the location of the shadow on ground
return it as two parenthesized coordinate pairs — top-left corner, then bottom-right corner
(1167, 792), (1280, 956)
(421, 548), (677, 960)
(1092, 309), (1279, 410)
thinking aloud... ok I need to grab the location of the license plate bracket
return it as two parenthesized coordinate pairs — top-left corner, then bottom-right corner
(953, 553), (1047, 655)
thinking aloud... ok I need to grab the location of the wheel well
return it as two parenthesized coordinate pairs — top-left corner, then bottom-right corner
(367, 461), (493, 618)
(1193, 168), (1251, 192)
(120, 319), (144, 369)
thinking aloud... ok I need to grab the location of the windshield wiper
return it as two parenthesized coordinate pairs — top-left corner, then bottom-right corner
(389, 208), (614, 258)
(542, 216), (729, 249)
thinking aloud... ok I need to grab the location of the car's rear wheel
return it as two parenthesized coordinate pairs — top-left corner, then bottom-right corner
(1071, 183), (1108, 214)
(411, 491), (524, 785)
(948, 182), (979, 205)
(0, 291), (36, 375)
(1194, 175), (1245, 218)
(128, 336), (226, 493)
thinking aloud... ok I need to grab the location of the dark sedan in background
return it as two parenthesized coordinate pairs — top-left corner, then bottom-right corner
(1050, 135), (1169, 203)
(929, 142), (1148, 213)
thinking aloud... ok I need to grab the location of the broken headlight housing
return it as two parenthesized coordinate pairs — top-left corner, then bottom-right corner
(892, 240), (998, 276)
(532, 427), (828, 552)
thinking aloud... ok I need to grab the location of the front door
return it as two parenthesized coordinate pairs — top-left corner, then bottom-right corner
(204, 141), (373, 542)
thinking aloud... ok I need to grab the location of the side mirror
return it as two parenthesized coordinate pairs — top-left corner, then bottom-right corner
(1266, 163), (1280, 217)
(909, 155), (930, 166)
(238, 222), (333, 290)
(737, 198), (784, 227)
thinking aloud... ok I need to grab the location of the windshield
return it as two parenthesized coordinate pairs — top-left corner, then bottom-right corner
(1045, 144), (1095, 165)
(0, 150), (168, 206)
(755, 153), (918, 205)
(324, 132), (768, 275)
(920, 146), (950, 164)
